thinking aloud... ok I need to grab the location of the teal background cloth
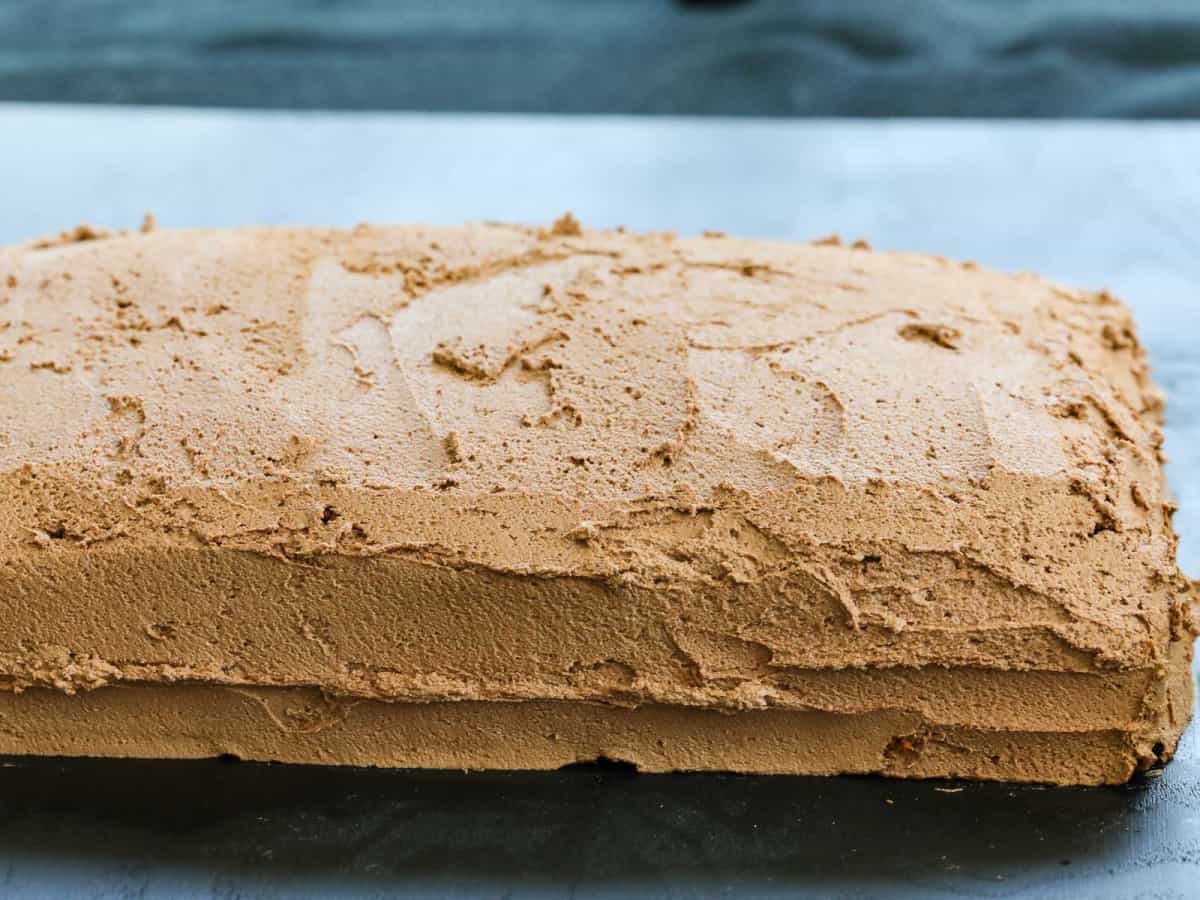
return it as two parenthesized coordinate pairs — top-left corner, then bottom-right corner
(2, 0), (1200, 115)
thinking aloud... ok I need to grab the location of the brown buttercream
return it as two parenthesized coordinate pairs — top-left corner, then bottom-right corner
(0, 221), (1194, 784)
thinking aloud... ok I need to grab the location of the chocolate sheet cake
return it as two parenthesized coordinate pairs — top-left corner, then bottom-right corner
(0, 220), (1193, 784)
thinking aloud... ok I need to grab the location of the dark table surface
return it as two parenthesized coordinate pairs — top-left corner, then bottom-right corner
(1, 107), (1198, 898)
(1, 731), (1197, 900)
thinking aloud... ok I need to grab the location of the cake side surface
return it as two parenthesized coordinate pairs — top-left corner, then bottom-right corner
(0, 685), (1144, 785)
(0, 223), (1192, 782)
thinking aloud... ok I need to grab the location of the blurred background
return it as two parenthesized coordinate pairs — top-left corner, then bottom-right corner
(3, 0), (1200, 116)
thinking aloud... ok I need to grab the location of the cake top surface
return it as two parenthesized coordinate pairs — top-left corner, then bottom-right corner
(0, 221), (1186, 672)
(0, 220), (1162, 492)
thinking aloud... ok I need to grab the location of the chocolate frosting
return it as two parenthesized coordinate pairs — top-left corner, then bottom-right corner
(0, 221), (1193, 782)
